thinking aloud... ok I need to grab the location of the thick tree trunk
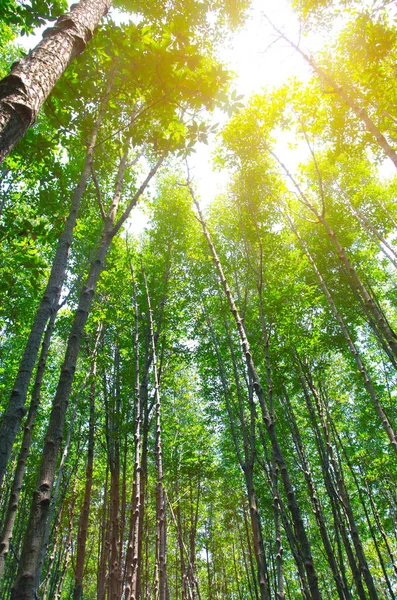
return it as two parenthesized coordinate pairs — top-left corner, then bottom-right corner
(0, 0), (112, 161)
(36, 403), (78, 594)
(0, 68), (115, 487)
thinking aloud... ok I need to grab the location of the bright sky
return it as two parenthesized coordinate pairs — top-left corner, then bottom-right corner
(190, 0), (315, 205)
(17, 0), (327, 231)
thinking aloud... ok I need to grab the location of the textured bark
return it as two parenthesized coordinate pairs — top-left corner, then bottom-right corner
(10, 148), (161, 600)
(0, 0), (112, 161)
(0, 302), (59, 581)
(192, 191), (322, 600)
(36, 402), (78, 594)
(0, 68), (116, 487)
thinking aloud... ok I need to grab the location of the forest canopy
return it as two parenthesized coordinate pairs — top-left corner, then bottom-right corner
(1, 0), (397, 599)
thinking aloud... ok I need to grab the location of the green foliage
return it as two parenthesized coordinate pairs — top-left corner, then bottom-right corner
(2, 1), (397, 599)
(0, 0), (67, 34)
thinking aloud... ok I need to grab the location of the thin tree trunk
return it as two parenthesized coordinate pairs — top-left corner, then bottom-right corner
(364, 476), (397, 579)
(0, 300), (59, 580)
(192, 189), (322, 600)
(334, 428), (395, 600)
(298, 369), (367, 600)
(273, 153), (397, 364)
(106, 347), (121, 600)
(97, 469), (110, 600)
(281, 388), (349, 600)
(286, 211), (397, 457)
(240, 508), (259, 600)
(0, 67), (116, 487)
(73, 345), (99, 600)
(207, 313), (271, 600)
(143, 268), (168, 600)
(124, 263), (143, 600)
(10, 146), (162, 600)
(305, 372), (379, 600)
(0, 0), (112, 161)
(337, 189), (397, 269)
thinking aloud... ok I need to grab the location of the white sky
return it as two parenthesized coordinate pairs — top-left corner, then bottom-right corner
(17, 0), (329, 232)
(190, 0), (314, 204)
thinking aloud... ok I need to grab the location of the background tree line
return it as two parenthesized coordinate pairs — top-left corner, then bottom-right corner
(0, 0), (397, 598)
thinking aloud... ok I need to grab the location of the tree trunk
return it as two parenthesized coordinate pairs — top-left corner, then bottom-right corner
(282, 389), (348, 600)
(269, 23), (397, 170)
(106, 347), (121, 600)
(192, 191), (322, 600)
(10, 146), (161, 600)
(305, 373), (379, 600)
(286, 211), (397, 457)
(298, 369), (367, 600)
(144, 268), (168, 600)
(73, 350), (98, 600)
(208, 314), (271, 600)
(273, 153), (397, 365)
(124, 262), (143, 600)
(0, 0), (112, 161)
(0, 301), (59, 580)
(0, 67), (116, 487)
(97, 469), (110, 600)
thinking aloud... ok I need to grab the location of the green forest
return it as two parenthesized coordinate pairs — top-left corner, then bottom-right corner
(1, 0), (397, 598)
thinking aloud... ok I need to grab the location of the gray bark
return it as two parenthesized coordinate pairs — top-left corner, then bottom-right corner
(192, 190), (322, 600)
(0, 0), (111, 161)
(10, 149), (162, 600)
(0, 67), (116, 487)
